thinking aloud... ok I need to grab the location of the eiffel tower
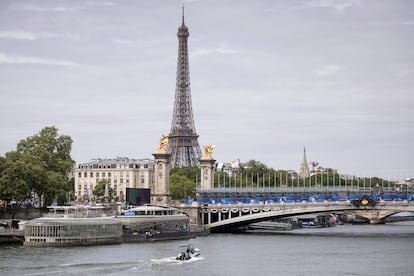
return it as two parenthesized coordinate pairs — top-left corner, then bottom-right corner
(168, 8), (202, 168)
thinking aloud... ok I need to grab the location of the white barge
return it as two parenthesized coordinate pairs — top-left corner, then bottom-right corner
(116, 205), (191, 242)
(24, 206), (122, 247)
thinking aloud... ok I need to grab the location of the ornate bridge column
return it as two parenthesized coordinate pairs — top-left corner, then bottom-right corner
(349, 196), (401, 224)
(199, 144), (216, 190)
(352, 210), (399, 224)
(151, 135), (172, 206)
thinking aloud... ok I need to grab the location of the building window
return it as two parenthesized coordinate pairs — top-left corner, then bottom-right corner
(78, 172), (81, 178)
(90, 172), (93, 177)
(102, 172), (105, 177)
(108, 172), (111, 177)
(96, 172), (99, 177)
(84, 172), (87, 177)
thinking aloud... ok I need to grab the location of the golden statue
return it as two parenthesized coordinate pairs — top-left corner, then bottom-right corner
(203, 144), (215, 159)
(157, 134), (169, 153)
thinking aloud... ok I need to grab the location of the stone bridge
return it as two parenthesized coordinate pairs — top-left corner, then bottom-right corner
(178, 200), (414, 233)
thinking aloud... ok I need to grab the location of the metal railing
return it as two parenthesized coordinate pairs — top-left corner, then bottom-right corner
(196, 186), (414, 200)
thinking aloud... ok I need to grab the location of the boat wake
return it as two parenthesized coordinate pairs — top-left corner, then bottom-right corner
(150, 256), (204, 265)
(20, 261), (146, 275)
(19, 256), (204, 275)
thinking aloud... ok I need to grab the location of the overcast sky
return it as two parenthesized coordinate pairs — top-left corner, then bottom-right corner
(0, 0), (413, 179)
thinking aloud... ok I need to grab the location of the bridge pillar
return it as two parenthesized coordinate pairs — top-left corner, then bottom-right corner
(199, 158), (216, 189)
(151, 153), (171, 206)
(351, 210), (400, 224)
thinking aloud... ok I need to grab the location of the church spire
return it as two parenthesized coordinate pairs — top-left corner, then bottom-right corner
(300, 147), (310, 178)
(302, 147), (307, 165)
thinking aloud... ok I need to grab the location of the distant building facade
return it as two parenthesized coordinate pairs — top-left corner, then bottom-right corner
(74, 157), (154, 202)
(314, 167), (338, 174)
(215, 159), (243, 176)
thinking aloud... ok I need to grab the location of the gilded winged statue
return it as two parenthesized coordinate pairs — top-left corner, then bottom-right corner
(203, 144), (215, 159)
(157, 134), (169, 153)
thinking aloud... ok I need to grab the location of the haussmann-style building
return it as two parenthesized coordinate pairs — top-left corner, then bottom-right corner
(74, 157), (154, 202)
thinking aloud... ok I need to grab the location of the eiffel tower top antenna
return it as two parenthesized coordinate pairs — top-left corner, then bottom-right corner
(182, 5), (185, 25)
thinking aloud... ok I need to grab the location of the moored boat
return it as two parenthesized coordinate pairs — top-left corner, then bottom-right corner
(115, 205), (191, 242)
(24, 206), (122, 247)
(0, 219), (25, 244)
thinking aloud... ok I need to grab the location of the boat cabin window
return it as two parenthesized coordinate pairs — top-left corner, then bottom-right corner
(124, 207), (178, 216)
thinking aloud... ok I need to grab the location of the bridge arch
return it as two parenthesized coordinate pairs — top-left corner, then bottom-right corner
(199, 201), (414, 233)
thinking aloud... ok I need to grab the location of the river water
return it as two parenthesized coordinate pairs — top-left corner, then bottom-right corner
(1, 221), (413, 276)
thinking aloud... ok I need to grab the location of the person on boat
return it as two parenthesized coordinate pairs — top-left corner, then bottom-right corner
(177, 246), (191, 261)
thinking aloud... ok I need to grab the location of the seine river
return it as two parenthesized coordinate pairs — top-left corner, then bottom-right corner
(1, 221), (414, 276)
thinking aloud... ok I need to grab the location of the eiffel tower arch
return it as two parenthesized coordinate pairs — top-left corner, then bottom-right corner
(168, 8), (202, 168)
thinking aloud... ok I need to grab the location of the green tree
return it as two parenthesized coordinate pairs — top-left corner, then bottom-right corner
(93, 179), (115, 202)
(237, 160), (276, 187)
(214, 171), (230, 187)
(55, 178), (75, 205)
(272, 170), (290, 187)
(0, 126), (74, 206)
(240, 160), (269, 175)
(170, 174), (195, 200)
(170, 166), (199, 183)
(169, 166), (199, 200)
(0, 151), (34, 207)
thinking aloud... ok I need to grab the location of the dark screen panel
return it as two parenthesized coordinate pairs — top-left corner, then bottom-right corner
(125, 188), (150, 205)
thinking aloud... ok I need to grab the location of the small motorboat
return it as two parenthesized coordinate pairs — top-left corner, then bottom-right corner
(176, 244), (201, 261)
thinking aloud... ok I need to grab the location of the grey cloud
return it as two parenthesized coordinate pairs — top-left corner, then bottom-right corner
(308, 0), (358, 12)
(15, 4), (86, 12)
(0, 31), (81, 41)
(0, 52), (79, 66)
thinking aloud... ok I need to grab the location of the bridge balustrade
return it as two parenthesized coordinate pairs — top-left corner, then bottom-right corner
(193, 186), (414, 206)
(197, 186), (414, 196)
